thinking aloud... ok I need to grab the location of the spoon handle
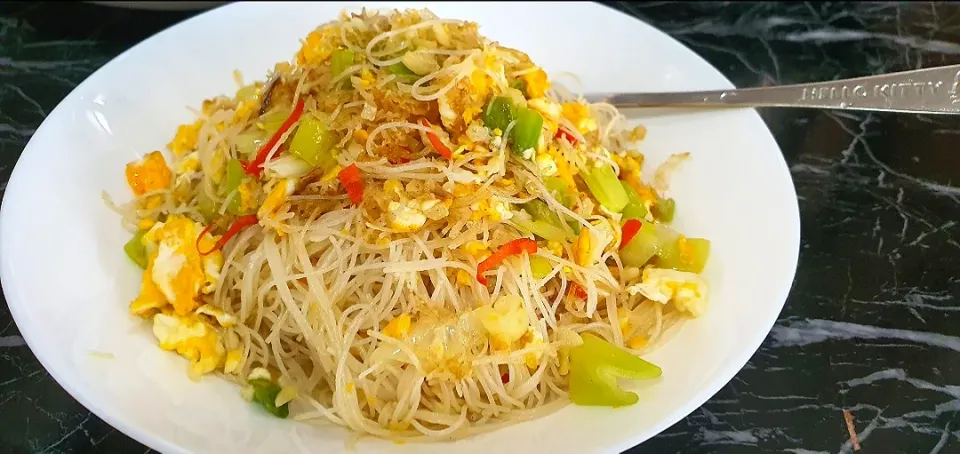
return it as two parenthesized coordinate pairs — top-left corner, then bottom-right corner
(585, 65), (960, 115)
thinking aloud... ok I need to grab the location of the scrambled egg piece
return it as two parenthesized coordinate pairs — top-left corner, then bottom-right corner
(168, 120), (203, 157)
(474, 296), (530, 351)
(462, 240), (490, 260)
(543, 145), (577, 194)
(152, 312), (225, 378)
(297, 25), (340, 65)
(174, 151), (201, 175)
(387, 200), (428, 232)
(406, 309), (488, 380)
(535, 153), (558, 177)
(523, 330), (546, 369)
(611, 153), (644, 186)
(561, 102), (598, 133)
(129, 255), (169, 317)
(438, 66), (492, 135)
(521, 68), (550, 99)
(627, 267), (708, 317)
(546, 240), (564, 258)
(626, 336), (648, 350)
(387, 195), (446, 231)
(236, 180), (260, 214)
(172, 152), (202, 201)
(359, 68), (376, 88)
(469, 198), (513, 223)
(383, 314), (412, 339)
(527, 98), (561, 121)
(455, 269), (474, 287)
(140, 215), (223, 315)
(473, 296), (546, 369)
(259, 178), (296, 216)
(573, 228), (592, 266)
(125, 151), (171, 196)
(383, 179), (404, 196)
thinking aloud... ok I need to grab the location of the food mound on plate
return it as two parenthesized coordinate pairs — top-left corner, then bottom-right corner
(107, 7), (710, 441)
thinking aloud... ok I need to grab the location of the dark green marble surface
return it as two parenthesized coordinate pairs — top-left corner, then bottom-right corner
(2, 2), (960, 453)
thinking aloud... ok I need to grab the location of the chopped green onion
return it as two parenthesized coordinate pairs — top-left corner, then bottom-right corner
(544, 176), (573, 208)
(248, 379), (289, 418)
(513, 216), (569, 242)
(483, 96), (516, 131)
(197, 193), (217, 222)
(510, 107), (543, 156)
(288, 114), (338, 169)
(582, 164), (628, 213)
(388, 62), (416, 76)
(619, 222), (671, 268)
(331, 49), (355, 79)
(569, 333), (662, 407)
(387, 62), (419, 83)
(529, 256), (553, 279)
(258, 107), (292, 133)
(620, 182), (648, 221)
(265, 155), (313, 179)
(123, 231), (148, 269)
(522, 199), (564, 226)
(521, 199), (575, 242)
(235, 85), (259, 103)
(235, 132), (266, 156)
(651, 197), (675, 223)
(655, 237), (710, 273)
(223, 158), (246, 214)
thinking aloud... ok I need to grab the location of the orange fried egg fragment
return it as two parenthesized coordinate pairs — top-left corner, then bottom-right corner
(130, 215), (223, 317)
(125, 151), (171, 197)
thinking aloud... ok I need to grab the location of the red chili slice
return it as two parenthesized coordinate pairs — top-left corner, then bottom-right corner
(419, 118), (453, 160)
(619, 219), (643, 250)
(337, 163), (364, 205)
(476, 238), (538, 285)
(555, 127), (578, 145)
(197, 214), (259, 256)
(243, 98), (305, 177)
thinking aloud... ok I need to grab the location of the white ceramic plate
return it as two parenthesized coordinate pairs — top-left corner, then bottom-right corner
(0, 2), (799, 453)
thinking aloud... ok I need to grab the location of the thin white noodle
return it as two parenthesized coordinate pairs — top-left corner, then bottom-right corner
(109, 7), (698, 443)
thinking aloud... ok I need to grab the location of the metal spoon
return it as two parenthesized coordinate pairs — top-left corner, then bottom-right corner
(583, 64), (960, 115)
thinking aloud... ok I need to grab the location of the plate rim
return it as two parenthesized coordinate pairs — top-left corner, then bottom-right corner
(0, 2), (801, 453)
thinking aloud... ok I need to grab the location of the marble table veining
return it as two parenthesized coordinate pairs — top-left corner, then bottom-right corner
(2, 2), (959, 453)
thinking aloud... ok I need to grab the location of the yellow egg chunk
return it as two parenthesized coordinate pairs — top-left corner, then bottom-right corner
(297, 25), (339, 65)
(125, 151), (171, 197)
(152, 312), (226, 378)
(474, 295), (530, 351)
(387, 200), (427, 232)
(129, 252), (168, 317)
(523, 330), (546, 369)
(383, 314), (412, 339)
(258, 178), (297, 220)
(469, 198), (513, 223)
(521, 67), (550, 99)
(626, 267), (709, 317)
(560, 102), (598, 133)
(141, 215), (223, 316)
(174, 151), (201, 176)
(168, 120), (203, 157)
